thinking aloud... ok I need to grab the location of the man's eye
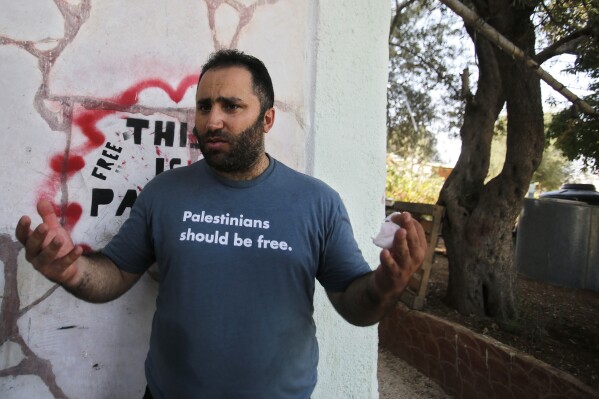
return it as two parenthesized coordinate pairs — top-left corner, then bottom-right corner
(224, 103), (241, 111)
(197, 104), (211, 112)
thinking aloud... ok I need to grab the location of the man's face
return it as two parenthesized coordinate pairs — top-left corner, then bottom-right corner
(194, 66), (272, 174)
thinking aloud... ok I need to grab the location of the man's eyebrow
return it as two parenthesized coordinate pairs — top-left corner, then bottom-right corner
(196, 96), (244, 105)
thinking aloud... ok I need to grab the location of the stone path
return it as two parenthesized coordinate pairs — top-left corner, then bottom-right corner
(378, 347), (452, 398)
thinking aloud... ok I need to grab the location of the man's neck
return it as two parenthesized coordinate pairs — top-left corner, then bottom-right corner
(214, 153), (270, 181)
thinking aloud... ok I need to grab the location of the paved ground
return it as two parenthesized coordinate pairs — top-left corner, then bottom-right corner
(378, 348), (452, 398)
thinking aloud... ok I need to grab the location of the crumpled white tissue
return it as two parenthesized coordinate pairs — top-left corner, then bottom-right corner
(372, 212), (402, 249)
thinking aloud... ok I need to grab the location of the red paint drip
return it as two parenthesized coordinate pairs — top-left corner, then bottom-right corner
(38, 200), (82, 234)
(63, 202), (83, 231)
(51, 202), (61, 217)
(73, 110), (111, 150)
(49, 154), (86, 175)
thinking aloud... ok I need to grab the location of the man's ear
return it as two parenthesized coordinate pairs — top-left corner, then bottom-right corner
(262, 107), (275, 133)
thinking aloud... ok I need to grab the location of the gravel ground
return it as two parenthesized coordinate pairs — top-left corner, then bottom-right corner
(377, 348), (453, 398)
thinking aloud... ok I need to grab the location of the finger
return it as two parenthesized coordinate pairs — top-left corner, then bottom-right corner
(54, 245), (83, 284)
(376, 249), (396, 290)
(389, 211), (405, 226)
(379, 248), (396, 270)
(36, 240), (82, 283)
(37, 200), (61, 229)
(402, 216), (422, 257)
(15, 215), (32, 245)
(24, 223), (54, 261)
(60, 245), (83, 268)
(408, 217), (427, 256)
(34, 233), (65, 267)
(38, 237), (81, 269)
(377, 249), (409, 295)
(390, 227), (409, 264)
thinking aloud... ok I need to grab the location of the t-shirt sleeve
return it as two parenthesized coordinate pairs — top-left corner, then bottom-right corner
(101, 190), (155, 274)
(316, 198), (372, 292)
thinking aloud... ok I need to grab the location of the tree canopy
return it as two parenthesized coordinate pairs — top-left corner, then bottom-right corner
(540, 0), (599, 171)
(387, 0), (469, 162)
(547, 93), (598, 171)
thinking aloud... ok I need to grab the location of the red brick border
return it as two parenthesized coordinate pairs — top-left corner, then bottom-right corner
(379, 303), (599, 399)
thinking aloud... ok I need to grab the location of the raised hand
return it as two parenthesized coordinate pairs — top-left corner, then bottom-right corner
(326, 212), (428, 326)
(15, 200), (83, 287)
(374, 212), (427, 300)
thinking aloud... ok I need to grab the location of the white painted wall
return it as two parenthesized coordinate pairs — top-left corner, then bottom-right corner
(0, 1), (389, 397)
(311, 2), (390, 398)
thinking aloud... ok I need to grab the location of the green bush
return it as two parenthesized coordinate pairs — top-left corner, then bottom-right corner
(385, 155), (445, 204)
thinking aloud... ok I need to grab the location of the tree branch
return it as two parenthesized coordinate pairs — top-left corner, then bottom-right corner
(438, 0), (599, 116)
(535, 26), (593, 64)
(390, 0), (420, 39)
(389, 41), (461, 94)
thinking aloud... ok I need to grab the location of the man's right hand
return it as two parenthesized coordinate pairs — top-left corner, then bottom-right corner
(15, 200), (83, 288)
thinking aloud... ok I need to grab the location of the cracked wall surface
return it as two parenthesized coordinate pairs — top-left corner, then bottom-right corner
(1, 0), (389, 398)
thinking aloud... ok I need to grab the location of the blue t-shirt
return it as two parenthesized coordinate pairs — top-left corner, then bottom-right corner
(102, 157), (371, 399)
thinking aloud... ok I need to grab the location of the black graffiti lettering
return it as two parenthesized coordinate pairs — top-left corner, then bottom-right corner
(156, 158), (165, 175)
(116, 189), (138, 216)
(91, 188), (114, 216)
(156, 157), (182, 175)
(154, 121), (175, 147)
(180, 122), (187, 147)
(91, 188), (138, 217)
(92, 142), (122, 180)
(170, 158), (181, 169)
(101, 149), (118, 160)
(97, 157), (114, 172)
(126, 117), (190, 148)
(104, 141), (122, 155)
(91, 167), (106, 180)
(126, 117), (149, 144)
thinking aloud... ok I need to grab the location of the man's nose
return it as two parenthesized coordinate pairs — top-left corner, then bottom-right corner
(205, 108), (225, 131)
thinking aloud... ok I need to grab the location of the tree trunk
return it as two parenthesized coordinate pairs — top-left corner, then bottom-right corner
(438, 0), (545, 324)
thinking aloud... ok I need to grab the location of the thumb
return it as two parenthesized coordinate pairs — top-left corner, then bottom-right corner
(37, 200), (61, 228)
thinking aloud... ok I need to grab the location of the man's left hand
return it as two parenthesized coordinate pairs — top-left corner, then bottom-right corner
(372, 212), (427, 303)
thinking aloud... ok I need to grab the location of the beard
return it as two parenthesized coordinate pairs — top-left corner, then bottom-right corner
(194, 115), (265, 174)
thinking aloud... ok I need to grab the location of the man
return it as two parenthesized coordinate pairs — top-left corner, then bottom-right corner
(16, 50), (426, 399)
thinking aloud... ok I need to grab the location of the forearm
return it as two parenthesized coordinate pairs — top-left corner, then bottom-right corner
(330, 214), (427, 326)
(327, 271), (399, 327)
(63, 252), (141, 303)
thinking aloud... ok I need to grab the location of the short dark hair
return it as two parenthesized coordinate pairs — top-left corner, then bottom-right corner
(200, 49), (274, 114)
